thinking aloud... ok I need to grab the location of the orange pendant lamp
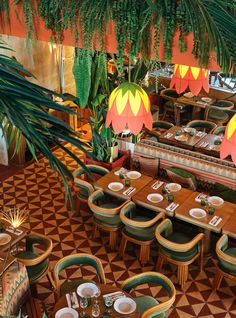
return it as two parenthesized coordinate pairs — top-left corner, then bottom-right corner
(170, 64), (209, 95)
(106, 82), (153, 135)
(220, 114), (236, 164)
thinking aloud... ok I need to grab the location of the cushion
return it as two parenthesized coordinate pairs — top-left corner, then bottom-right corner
(161, 232), (199, 262)
(208, 109), (229, 122)
(131, 153), (159, 177)
(135, 296), (165, 318)
(94, 213), (121, 228)
(219, 247), (236, 276)
(166, 167), (197, 191)
(210, 183), (236, 204)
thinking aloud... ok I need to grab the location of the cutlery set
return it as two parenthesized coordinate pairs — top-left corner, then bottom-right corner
(66, 292), (79, 309)
(6, 227), (23, 236)
(123, 187), (136, 196)
(209, 216), (222, 227)
(199, 141), (209, 148)
(164, 133), (173, 139)
(103, 291), (125, 301)
(196, 131), (206, 137)
(151, 181), (164, 190)
(166, 202), (179, 212)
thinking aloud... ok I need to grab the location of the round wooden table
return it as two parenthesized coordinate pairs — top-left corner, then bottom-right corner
(53, 284), (139, 317)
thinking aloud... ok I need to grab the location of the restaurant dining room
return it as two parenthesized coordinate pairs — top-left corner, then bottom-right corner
(0, 1), (236, 317)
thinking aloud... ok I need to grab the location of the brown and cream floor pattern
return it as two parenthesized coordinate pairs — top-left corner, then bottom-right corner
(0, 144), (236, 318)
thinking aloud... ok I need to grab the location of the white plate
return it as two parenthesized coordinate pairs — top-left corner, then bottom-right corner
(55, 307), (78, 318)
(114, 297), (137, 315)
(184, 127), (196, 134)
(108, 182), (124, 192)
(77, 282), (99, 298)
(147, 193), (164, 203)
(208, 196), (224, 207)
(184, 92), (194, 98)
(126, 171), (141, 180)
(174, 135), (188, 142)
(165, 183), (182, 193)
(189, 208), (207, 219)
(0, 233), (11, 246)
(201, 97), (212, 103)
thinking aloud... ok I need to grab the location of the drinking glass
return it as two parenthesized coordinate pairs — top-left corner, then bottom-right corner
(92, 300), (100, 317)
(104, 296), (113, 314)
(167, 194), (174, 203)
(80, 297), (88, 317)
(94, 286), (101, 300)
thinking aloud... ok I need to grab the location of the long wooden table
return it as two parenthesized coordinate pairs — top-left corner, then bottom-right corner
(0, 222), (28, 253)
(177, 95), (216, 118)
(132, 179), (192, 217)
(175, 192), (235, 253)
(95, 168), (153, 200)
(222, 214), (236, 239)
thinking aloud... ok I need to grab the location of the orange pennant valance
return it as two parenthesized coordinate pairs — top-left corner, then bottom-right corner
(106, 82), (153, 135)
(170, 64), (209, 96)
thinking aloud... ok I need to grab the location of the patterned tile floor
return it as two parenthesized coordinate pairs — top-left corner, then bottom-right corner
(0, 144), (236, 318)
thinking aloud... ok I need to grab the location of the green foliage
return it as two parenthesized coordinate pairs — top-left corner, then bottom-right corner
(0, 1), (235, 73)
(0, 41), (91, 204)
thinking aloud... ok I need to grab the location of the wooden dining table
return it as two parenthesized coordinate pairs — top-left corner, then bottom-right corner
(194, 134), (222, 157)
(177, 95), (216, 118)
(132, 179), (192, 217)
(159, 126), (207, 150)
(95, 168), (153, 200)
(0, 222), (28, 253)
(53, 284), (139, 317)
(222, 213), (236, 239)
(174, 192), (235, 253)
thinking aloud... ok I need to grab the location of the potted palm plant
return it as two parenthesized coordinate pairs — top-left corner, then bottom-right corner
(73, 50), (130, 170)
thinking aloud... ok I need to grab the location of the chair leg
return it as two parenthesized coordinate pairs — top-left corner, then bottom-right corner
(178, 265), (188, 289)
(74, 197), (81, 213)
(46, 271), (56, 290)
(213, 267), (224, 291)
(109, 231), (118, 251)
(119, 236), (128, 257)
(140, 244), (150, 266)
(162, 109), (167, 121)
(156, 255), (164, 271)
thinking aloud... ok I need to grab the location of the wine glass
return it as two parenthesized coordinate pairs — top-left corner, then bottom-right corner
(92, 300), (100, 317)
(80, 297), (88, 317)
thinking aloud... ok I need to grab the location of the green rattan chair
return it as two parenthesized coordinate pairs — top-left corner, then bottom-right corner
(120, 202), (165, 265)
(160, 88), (179, 121)
(73, 164), (109, 213)
(121, 272), (176, 318)
(186, 120), (217, 134)
(53, 253), (106, 298)
(213, 234), (236, 290)
(204, 100), (234, 126)
(212, 126), (226, 136)
(166, 167), (197, 191)
(88, 189), (128, 250)
(155, 219), (204, 288)
(15, 233), (53, 284)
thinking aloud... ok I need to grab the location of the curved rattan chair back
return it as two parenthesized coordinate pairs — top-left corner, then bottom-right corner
(216, 234), (236, 273)
(53, 253), (106, 295)
(121, 271), (176, 317)
(186, 120), (217, 133)
(160, 88), (179, 101)
(212, 126), (226, 136)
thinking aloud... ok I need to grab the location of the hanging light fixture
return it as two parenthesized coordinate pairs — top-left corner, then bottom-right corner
(220, 114), (236, 164)
(170, 64), (209, 95)
(106, 82), (153, 135)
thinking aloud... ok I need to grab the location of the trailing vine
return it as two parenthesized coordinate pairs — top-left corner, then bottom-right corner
(0, 0), (235, 73)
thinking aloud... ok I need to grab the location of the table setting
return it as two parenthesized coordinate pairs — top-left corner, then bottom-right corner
(54, 282), (138, 318)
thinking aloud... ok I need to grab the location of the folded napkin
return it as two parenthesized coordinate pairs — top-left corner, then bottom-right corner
(66, 292), (79, 309)
(114, 168), (128, 176)
(196, 131), (206, 137)
(6, 227), (23, 236)
(164, 133), (173, 139)
(195, 193), (208, 203)
(166, 202), (179, 212)
(103, 291), (126, 301)
(209, 216), (222, 227)
(152, 181), (164, 190)
(123, 187), (136, 196)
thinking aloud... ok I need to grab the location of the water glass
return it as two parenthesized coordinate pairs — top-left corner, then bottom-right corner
(92, 301), (100, 317)
(104, 296), (113, 313)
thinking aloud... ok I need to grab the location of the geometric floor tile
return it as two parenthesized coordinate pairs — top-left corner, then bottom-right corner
(1, 144), (236, 317)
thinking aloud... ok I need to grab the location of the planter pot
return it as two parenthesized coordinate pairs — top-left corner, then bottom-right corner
(85, 150), (130, 171)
